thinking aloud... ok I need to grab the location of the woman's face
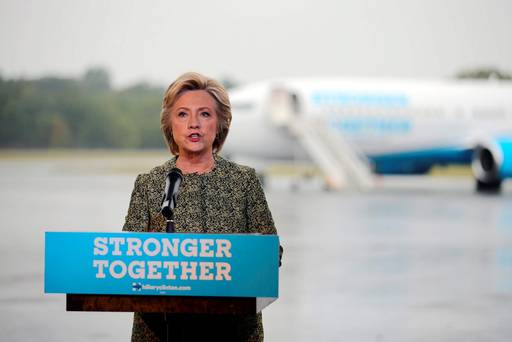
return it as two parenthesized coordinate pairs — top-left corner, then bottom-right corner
(170, 90), (219, 157)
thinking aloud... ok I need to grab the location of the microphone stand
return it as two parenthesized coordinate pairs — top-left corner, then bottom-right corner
(165, 216), (175, 233)
(160, 168), (183, 341)
(163, 209), (175, 342)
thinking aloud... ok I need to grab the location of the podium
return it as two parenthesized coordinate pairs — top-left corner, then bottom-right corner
(66, 294), (276, 314)
(45, 232), (279, 314)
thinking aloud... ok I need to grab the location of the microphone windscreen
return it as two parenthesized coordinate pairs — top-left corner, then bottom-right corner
(161, 168), (183, 218)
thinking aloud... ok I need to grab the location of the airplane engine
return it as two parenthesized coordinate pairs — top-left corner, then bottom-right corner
(471, 138), (512, 192)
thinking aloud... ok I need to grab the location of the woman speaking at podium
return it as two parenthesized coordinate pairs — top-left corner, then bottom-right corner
(123, 72), (278, 341)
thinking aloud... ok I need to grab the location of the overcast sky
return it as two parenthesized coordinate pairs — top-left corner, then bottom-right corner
(1, 0), (511, 88)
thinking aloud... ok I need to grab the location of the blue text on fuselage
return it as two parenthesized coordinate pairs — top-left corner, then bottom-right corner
(329, 117), (412, 134)
(311, 91), (409, 107)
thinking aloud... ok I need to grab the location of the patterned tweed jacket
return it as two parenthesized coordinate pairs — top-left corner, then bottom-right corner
(123, 155), (277, 341)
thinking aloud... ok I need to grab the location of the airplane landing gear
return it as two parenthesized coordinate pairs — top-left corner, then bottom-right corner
(475, 179), (502, 193)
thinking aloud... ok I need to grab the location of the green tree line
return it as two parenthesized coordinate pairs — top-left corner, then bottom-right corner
(0, 68), (166, 149)
(455, 67), (512, 80)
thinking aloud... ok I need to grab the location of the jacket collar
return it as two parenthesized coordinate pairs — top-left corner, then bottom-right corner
(162, 154), (224, 175)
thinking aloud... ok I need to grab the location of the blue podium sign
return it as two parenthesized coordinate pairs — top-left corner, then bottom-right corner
(45, 232), (279, 298)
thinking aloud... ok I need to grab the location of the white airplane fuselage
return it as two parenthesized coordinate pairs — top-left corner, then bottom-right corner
(223, 78), (512, 189)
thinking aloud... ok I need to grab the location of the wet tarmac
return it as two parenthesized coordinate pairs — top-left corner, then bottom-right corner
(1, 154), (511, 341)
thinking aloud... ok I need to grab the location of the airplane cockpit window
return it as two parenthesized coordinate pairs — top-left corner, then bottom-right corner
(472, 107), (505, 120)
(231, 102), (254, 113)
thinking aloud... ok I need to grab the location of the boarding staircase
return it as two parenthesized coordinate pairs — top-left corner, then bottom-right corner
(288, 118), (375, 190)
(268, 86), (375, 190)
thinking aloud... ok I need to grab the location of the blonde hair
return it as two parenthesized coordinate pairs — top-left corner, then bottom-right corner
(161, 72), (232, 155)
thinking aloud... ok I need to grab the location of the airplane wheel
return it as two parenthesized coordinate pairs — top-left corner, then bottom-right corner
(475, 179), (502, 193)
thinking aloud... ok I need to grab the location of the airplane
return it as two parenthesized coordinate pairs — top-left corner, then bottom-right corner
(222, 77), (512, 192)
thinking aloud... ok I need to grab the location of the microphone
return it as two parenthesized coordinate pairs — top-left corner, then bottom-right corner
(161, 168), (183, 233)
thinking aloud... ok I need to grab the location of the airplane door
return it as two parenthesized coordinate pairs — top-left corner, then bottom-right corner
(268, 87), (301, 127)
